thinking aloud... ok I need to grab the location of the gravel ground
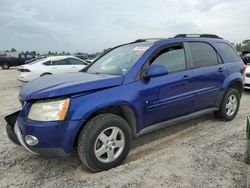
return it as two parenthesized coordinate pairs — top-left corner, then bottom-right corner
(0, 69), (250, 188)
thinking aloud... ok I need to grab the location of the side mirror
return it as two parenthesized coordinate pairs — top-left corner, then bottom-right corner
(144, 65), (168, 78)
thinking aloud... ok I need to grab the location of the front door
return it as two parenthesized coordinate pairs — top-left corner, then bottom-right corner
(141, 43), (194, 127)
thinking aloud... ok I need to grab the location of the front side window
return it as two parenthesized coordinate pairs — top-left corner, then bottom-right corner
(68, 58), (86, 65)
(85, 43), (152, 75)
(150, 46), (186, 73)
(189, 42), (218, 68)
(26, 55), (33, 59)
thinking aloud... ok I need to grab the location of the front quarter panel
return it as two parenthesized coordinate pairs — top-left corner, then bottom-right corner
(69, 81), (144, 132)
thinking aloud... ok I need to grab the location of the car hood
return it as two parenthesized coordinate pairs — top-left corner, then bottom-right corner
(20, 73), (124, 101)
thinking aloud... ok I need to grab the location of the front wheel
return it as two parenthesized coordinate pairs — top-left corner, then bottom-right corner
(77, 113), (132, 172)
(2, 63), (9, 70)
(214, 88), (240, 121)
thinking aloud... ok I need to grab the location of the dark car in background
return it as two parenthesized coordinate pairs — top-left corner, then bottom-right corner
(243, 53), (250, 65)
(0, 54), (35, 70)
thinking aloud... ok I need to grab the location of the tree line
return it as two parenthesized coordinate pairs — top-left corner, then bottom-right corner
(2, 48), (112, 58)
(234, 40), (250, 52)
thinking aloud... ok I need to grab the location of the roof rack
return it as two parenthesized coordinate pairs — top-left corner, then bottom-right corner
(174, 34), (222, 39)
(132, 38), (164, 43)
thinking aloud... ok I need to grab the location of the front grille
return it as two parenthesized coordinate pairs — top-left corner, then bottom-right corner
(245, 83), (250, 87)
(246, 73), (250, 78)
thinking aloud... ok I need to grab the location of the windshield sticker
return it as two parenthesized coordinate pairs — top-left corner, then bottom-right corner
(121, 68), (127, 72)
(133, 46), (149, 51)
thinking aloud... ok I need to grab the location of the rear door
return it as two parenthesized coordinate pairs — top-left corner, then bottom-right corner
(141, 43), (194, 127)
(187, 42), (227, 111)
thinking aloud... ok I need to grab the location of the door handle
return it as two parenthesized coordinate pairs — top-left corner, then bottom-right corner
(217, 67), (225, 72)
(182, 75), (191, 80)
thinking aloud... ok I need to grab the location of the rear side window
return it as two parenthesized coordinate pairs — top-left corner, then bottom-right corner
(217, 42), (241, 62)
(150, 46), (186, 73)
(43, 61), (51, 66)
(189, 42), (219, 68)
(52, 59), (69, 65)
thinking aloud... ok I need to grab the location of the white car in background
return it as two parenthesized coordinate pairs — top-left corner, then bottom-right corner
(245, 64), (250, 89)
(17, 56), (88, 82)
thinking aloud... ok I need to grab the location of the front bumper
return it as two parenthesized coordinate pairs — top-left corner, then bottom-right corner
(4, 111), (80, 156)
(244, 76), (250, 89)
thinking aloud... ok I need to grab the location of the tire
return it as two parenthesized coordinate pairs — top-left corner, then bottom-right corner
(214, 88), (240, 121)
(2, 63), (9, 70)
(40, 73), (51, 77)
(77, 113), (132, 172)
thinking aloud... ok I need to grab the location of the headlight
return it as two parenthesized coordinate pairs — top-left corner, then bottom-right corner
(28, 98), (70, 121)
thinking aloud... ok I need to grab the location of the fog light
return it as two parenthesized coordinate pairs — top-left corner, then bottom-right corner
(25, 135), (39, 146)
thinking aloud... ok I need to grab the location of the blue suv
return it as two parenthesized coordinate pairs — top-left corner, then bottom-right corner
(5, 34), (246, 172)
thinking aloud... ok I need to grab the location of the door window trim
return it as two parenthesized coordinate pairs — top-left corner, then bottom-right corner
(186, 41), (222, 69)
(138, 42), (189, 80)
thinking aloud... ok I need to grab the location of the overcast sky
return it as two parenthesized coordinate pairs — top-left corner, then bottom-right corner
(0, 0), (249, 53)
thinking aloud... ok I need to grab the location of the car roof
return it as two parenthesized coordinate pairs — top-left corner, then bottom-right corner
(25, 56), (84, 66)
(130, 34), (227, 46)
(44, 56), (79, 61)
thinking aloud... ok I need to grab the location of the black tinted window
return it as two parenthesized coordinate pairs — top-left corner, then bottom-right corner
(43, 61), (51, 66)
(52, 59), (69, 65)
(217, 43), (241, 62)
(151, 46), (186, 73)
(189, 42), (218, 68)
(68, 58), (85, 65)
(26, 55), (33, 59)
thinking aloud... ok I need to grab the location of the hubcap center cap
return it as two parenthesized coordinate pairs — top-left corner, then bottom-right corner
(107, 140), (113, 147)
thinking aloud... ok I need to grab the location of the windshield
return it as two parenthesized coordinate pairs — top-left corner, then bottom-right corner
(85, 43), (152, 75)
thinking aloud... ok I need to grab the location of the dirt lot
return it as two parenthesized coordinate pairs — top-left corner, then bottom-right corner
(0, 69), (249, 188)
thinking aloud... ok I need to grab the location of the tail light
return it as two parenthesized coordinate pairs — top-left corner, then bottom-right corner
(18, 69), (31, 72)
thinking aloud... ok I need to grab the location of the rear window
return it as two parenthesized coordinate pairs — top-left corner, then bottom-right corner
(217, 43), (241, 62)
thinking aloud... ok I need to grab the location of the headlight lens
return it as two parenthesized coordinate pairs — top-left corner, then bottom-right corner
(28, 98), (70, 121)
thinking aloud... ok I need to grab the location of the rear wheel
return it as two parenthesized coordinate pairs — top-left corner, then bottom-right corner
(2, 63), (9, 70)
(214, 88), (240, 121)
(77, 113), (132, 172)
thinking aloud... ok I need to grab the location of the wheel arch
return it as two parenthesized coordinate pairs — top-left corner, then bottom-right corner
(217, 78), (243, 106)
(226, 79), (243, 97)
(40, 72), (52, 76)
(73, 104), (138, 147)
